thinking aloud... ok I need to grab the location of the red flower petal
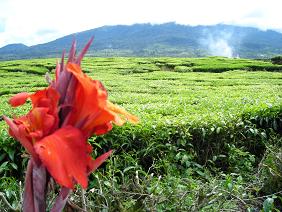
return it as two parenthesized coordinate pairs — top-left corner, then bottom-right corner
(34, 126), (93, 189)
(3, 116), (39, 161)
(64, 63), (115, 136)
(91, 122), (113, 136)
(106, 101), (139, 125)
(30, 87), (60, 115)
(9, 92), (29, 107)
(89, 150), (112, 173)
(28, 107), (56, 138)
(63, 63), (138, 137)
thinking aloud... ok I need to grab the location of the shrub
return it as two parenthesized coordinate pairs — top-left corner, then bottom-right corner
(271, 56), (282, 65)
(259, 144), (282, 194)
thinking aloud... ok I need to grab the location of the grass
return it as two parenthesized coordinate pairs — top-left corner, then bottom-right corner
(0, 56), (281, 211)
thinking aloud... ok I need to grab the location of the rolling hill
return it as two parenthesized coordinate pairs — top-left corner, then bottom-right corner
(1, 23), (282, 60)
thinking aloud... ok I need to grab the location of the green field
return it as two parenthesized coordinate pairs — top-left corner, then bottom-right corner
(0, 57), (281, 211)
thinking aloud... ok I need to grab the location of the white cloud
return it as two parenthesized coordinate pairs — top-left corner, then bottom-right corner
(0, 0), (282, 47)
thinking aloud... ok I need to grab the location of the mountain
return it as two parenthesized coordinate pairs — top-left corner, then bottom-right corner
(1, 23), (282, 60)
(0, 44), (29, 60)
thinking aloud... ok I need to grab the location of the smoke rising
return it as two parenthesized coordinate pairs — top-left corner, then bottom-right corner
(201, 31), (234, 58)
(207, 37), (233, 57)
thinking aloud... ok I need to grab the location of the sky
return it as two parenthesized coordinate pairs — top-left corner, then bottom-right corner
(0, 0), (282, 48)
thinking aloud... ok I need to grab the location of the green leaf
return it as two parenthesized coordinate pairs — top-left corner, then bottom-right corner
(261, 132), (267, 139)
(0, 161), (9, 173)
(196, 170), (206, 177)
(273, 119), (278, 131)
(104, 181), (111, 187)
(175, 152), (181, 160)
(0, 161), (9, 169)
(201, 128), (206, 137)
(181, 154), (189, 163)
(259, 118), (264, 126)
(0, 153), (6, 162)
(123, 166), (136, 173)
(227, 182), (233, 191)
(263, 197), (274, 212)
(10, 163), (18, 170)
(7, 149), (15, 161)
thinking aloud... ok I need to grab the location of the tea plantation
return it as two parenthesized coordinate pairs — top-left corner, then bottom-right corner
(0, 57), (281, 211)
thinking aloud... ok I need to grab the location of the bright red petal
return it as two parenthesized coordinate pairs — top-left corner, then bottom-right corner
(63, 63), (138, 137)
(91, 122), (113, 136)
(106, 101), (139, 125)
(89, 150), (112, 173)
(28, 107), (56, 138)
(34, 126), (92, 189)
(64, 63), (115, 135)
(9, 92), (29, 107)
(30, 88), (60, 114)
(3, 116), (38, 161)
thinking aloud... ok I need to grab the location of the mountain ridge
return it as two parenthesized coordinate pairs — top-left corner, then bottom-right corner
(1, 23), (282, 60)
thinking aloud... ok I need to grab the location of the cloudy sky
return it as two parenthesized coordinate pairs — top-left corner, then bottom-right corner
(0, 0), (282, 48)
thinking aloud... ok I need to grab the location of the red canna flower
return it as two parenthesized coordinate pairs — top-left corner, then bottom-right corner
(34, 126), (112, 189)
(4, 38), (138, 193)
(4, 87), (60, 163)
(61, 63), (139, 137)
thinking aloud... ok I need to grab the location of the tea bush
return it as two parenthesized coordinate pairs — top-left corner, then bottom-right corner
(0, 57), (281, 210)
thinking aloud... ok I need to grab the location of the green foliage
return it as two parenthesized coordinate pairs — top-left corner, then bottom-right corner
(271, 55), (282, 65)
(0, 130), (26, 178)
(0, 177), (22, 211)
(154, 56), (282, 73)
(259, 143), (282, 195)
(0, 57), (281, 210)
(225, 144), (256, 175)
(263, 197), (275, 212)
